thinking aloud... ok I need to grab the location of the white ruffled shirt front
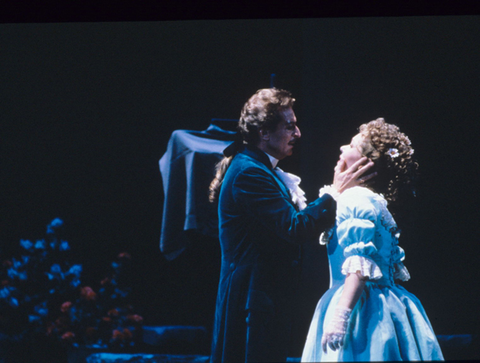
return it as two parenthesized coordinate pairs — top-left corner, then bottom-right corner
(274, 167), (308, 211)
(263, 152), (308, 211)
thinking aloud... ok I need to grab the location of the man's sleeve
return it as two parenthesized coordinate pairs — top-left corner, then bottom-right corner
(232, 166), (336, 243)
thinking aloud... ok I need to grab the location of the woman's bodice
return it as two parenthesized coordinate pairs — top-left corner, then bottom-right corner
(325, 187), (410, 288)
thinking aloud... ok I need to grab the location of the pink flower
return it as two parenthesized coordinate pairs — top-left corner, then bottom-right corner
(61, 331), (75, 341)
(80, 286), (97, 301)
(111, 329), (124, 341)
(126, 314), (144, 325)
(117, 252), (131, 260)
(108, 308), (119, 317)
(60, 301), (72, 313)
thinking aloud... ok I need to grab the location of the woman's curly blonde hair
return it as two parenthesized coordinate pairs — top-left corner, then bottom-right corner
(357, 118), (418, 204)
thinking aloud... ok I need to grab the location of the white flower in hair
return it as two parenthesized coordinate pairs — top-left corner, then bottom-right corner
(387, 148), (399, 158)
(408, 149), (415, 155)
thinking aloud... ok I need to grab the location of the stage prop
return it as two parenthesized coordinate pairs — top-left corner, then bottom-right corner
(159, 119), (237, 260)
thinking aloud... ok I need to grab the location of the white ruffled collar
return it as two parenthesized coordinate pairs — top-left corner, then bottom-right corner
(274, 168), (307, 210)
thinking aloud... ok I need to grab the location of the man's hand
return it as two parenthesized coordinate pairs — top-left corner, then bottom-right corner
(333, 157), (376, 194)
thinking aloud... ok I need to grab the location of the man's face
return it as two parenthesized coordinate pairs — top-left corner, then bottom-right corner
(263, 107), (301, 160)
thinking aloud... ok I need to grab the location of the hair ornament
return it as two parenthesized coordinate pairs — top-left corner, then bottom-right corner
(387, 148), (399, 158)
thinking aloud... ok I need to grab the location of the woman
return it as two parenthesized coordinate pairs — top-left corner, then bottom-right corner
(301, 118), (444, 361)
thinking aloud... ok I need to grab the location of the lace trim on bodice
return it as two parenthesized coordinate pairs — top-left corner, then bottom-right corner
(373, 191), (411, 282)
(394, 262), (411, 281)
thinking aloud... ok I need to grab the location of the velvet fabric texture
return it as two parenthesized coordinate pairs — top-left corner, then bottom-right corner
(210, 145), (336, 363)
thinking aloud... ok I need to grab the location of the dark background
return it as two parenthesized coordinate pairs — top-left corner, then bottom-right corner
(1, 14), (479, 357)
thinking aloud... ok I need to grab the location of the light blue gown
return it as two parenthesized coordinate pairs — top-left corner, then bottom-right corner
(301, 187), (444, 362)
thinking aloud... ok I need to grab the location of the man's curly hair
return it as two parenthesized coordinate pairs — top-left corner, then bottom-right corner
(238, 88), (295, 145)
(357, 118), (418, 205)
(209, 88), (295, 203)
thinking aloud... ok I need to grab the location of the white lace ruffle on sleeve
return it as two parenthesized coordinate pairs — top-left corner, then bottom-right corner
(318, 184), (340, 201)
(336, 187), (383, 280)
(341, 255), (383, 279)
(274, 167), (307, 210)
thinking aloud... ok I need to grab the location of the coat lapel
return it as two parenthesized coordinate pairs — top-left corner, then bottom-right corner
(240, 146), (296, 209)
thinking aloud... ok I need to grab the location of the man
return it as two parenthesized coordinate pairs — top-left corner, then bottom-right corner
(209, 88), (373, 362)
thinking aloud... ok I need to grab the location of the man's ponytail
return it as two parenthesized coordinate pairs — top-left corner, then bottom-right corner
(209, 156), (233, 203)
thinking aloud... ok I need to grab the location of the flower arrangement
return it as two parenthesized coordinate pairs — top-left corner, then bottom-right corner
(0, 218), (143, 350)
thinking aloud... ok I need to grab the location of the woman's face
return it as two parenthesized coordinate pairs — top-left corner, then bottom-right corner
(340, 133), (364, 168)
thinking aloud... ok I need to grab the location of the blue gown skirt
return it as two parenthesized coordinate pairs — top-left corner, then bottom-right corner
(301, 282), (444, 362)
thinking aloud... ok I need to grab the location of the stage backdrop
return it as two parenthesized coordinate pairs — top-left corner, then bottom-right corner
(1, 17), (479, 356)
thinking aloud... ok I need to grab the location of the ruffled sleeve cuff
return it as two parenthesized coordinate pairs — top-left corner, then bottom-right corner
(343, 241), (378, 257)
(319, 184), (340, 201)
(394, 262), (411, 281)
(341, 255), (383, 280)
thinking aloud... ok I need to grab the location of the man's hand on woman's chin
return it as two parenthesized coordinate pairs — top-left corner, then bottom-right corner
(333, 157), (376, 194)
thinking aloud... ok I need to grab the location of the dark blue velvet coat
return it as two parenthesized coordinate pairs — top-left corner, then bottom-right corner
(210, 145), (336, 363)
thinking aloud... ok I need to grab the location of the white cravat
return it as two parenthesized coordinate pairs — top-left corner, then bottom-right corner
(274, 167), (307, 210)
(263, 152), (306, 210)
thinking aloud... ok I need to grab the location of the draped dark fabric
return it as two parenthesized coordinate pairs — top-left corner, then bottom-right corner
(159, 119), (237, 260)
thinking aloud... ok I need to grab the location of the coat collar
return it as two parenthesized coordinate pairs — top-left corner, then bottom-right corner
(238, 145), (298, 211)
(240, 144), (275, 170)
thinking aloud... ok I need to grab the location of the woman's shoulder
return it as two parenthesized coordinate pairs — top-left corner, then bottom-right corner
(337, 187), (386, 218)
(338, 186), (381, 204)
